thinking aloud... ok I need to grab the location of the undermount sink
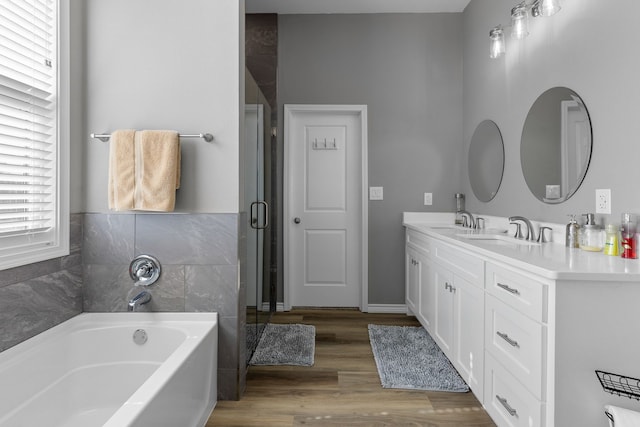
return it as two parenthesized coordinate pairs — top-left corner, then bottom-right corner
(455, 233), (540, 246)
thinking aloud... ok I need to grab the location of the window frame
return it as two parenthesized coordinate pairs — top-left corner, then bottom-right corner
(0, 0), (70, 271)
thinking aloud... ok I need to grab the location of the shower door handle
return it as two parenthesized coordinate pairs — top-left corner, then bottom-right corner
(251, 201), (269, 230)
(257, 201), (269, 229)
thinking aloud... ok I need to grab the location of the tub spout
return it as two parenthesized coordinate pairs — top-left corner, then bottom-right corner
(128, 290), (151, 312)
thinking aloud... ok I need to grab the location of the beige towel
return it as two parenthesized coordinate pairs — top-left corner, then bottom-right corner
(133, 130), (181, 211)
(108, 129), (136, 211)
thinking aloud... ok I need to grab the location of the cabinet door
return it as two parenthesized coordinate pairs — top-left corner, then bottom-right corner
(417, 253), (434, 331)
(433, 263), (454, 356)
(405, 246), (419, 316)
(454, 276), (484, 402)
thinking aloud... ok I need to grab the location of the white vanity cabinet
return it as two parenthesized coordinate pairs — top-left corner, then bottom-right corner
(404, 215), (640, 427)
(430, 238), (485, 401)
(405, 230), (434, 329)
(405, 229), (485, 401)
(405, 245), (422, 317)
(483, 262), (547, 427)
(453, 273), (485, 400)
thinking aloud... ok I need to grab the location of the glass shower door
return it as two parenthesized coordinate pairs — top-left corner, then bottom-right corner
(245, 70), (272, 362)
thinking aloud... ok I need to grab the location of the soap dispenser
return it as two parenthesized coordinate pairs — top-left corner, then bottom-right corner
(603, 224), (620, 256)
(565, 215), (580, 248)
(578, 213), (605, 252)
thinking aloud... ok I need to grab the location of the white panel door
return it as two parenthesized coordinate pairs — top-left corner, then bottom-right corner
(285, 105), (367, 308)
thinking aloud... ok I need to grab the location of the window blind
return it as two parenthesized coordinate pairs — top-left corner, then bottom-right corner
(0, 0), (57, 252)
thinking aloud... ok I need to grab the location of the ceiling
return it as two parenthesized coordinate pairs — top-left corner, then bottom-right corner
(245, 0), (472, 14)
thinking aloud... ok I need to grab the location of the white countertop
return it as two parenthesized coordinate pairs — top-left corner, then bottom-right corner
(403, 212), (640, 282)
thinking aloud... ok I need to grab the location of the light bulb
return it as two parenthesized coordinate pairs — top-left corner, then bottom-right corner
(489, 26), (505, 59)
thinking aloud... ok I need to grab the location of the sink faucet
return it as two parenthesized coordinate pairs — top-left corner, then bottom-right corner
(128, 290), (151, 312)
(457, 210), (475, 228)
(508, 216), (537, 241)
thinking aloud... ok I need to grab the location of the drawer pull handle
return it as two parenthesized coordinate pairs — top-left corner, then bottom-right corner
(497, 331), (520, 348)
(496, 395), (518, 417)
(497, 282), (520, 295)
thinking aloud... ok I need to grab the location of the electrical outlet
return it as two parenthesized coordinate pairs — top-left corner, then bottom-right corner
(369, 187), (383, 200)
(424, 192), (433, 206)
(595, 189), (611, 214)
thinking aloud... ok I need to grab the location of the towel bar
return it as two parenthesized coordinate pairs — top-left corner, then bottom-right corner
(90, 132), (214, 142)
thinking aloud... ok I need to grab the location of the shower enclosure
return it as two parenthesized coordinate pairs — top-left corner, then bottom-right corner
(244, 70), (274, 361)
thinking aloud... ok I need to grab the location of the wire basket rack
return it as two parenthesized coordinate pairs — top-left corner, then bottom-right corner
(596, 370), (640, 401)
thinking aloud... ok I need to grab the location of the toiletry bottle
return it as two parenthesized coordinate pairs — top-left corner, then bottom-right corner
(454, 193), (465, 225)
(565, 215), (580, 248)
(621, 213), (637, 259)
(603, 224), (620, 256)
(578, 213), (604, 252)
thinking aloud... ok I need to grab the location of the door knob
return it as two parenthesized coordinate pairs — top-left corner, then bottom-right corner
(294, 217), (301, 224)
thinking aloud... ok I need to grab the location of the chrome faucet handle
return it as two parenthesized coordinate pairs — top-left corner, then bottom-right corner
(508, 216), (536, 241)
(129, 255), (161, 286)
(537, 226), (552, 243)
(475, 217), (485, 230)
(510, 222), (523, 239)
(462, 216), (468, 228)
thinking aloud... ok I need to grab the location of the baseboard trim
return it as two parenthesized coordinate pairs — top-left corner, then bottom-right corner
(260, 303), (408, 314)
(365, 304), (408, 314)
(261, 302), (286, 312)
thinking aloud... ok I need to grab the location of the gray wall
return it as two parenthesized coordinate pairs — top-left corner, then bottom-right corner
(462, 0), (640, 224)
(82, 0), (242, 214)
(278, 14), (464, 305)
(77, 0), (246, 400)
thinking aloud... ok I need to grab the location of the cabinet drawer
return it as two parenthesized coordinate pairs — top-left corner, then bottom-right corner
(484, 353), (544, 427)
(406, 230), (432, 255)
(432, 239), (484, 287)
(485, 263), (546, 322)
(485, 295), (545, 399)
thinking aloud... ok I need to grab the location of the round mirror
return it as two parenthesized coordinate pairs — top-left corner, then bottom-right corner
(468, 120), (505, 202)
(521, 87), (592, 203)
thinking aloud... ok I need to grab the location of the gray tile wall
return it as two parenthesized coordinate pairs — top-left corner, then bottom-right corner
(0, 212), (244, 400)
(0, 214), (84, 352)
(82, 213), (243, 400)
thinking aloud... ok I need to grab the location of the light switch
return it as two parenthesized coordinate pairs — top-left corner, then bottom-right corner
(424, 192), (433, 205)
(369, 187), (383, 200)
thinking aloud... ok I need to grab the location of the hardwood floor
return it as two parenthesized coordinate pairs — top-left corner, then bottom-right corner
(207, 309), (496, 426)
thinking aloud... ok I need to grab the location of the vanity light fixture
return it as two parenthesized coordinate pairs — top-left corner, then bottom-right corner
(489, 26), (505, 59)
(511, 3), (529, 39)
(533, 0), (561, 17)
(490, 0), (562, 59)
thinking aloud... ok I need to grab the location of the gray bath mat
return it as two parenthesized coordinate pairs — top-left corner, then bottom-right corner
(249, 323), (315, 366)
(368, 324), (469, 392)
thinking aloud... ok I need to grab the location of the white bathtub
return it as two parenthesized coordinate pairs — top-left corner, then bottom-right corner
(0, 312), (218, 427)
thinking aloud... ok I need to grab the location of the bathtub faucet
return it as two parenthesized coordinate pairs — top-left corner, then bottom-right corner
(128, 290), (151, 312)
